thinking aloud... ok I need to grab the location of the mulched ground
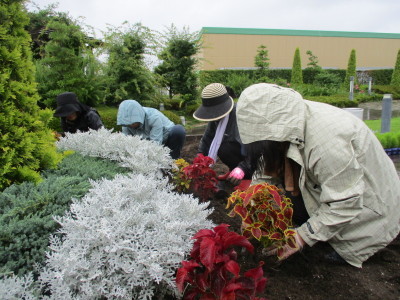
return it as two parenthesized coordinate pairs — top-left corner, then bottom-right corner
(180, 135), (400, 300)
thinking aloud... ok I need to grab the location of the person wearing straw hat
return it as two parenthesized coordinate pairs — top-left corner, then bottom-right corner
(117, 100), (186, 159)
(193, 83), (253, 191)
(236, 82), (400, 267)
(53, 92), (104, 134)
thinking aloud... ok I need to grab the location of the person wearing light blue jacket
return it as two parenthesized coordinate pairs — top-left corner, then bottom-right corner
(117, 100), (186, 159)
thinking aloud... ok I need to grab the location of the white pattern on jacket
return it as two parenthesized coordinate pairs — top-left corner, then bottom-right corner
(236, 83), (400, 268)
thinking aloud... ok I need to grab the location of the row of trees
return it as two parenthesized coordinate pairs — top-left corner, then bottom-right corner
(254, 44), (400, 88)
(25, 4), (201, 109)
(0, 1), (202, 190)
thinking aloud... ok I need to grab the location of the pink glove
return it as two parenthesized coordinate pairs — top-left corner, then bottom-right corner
(229, 167), (245, 180)
(264, 230), (305, 260)
(227, 168), (245, 186)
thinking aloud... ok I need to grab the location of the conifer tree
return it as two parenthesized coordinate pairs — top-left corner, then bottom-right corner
(34, 16), (102, 107)
(155, 25), (200, 100)
(254, 44), (270, 78)
(104, 24), (155, 105)
(305, 50), (321, 70)
(390, 49), (400, 87)
(0, 0), (62, 190)
(291, 47), (303, 84)
(343, 49), (357, 88)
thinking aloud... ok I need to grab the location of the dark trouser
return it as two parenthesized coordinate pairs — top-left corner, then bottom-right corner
(217, 141), (252, 179)
(165, 125), (186, 159)
(286, 192), (310, 226)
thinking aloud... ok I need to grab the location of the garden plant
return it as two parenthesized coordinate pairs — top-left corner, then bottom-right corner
(226, 183), (297, 258)
(172, 154), (218, 201)
(176, 224), (267, 299)
(1, 1), (400, 298)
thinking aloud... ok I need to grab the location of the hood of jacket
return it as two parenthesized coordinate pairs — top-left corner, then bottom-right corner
(54, 92), (89, 117)
(117, 100), (145, 126)
(236, 83), (305, 146)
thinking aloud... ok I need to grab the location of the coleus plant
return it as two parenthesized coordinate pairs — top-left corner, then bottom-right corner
(172, 158), (191, 193)
(226, 183), (297, 259)
(176, 224), (267, 300)
(173, 154), (218, 201)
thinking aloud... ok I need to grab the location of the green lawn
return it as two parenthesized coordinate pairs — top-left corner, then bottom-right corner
(364, 117), (400, 133)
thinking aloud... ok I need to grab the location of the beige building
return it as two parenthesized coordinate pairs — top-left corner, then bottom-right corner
(198, 27), (400, 71)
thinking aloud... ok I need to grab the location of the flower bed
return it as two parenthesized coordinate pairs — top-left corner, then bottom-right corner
(385, 147), (400, 156)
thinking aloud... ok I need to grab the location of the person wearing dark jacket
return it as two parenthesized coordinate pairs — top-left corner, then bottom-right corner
(193, 83), (253, 191)
(53, 92), (104, 134)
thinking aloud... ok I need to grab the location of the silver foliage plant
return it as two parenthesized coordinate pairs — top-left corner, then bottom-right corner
(38, 173), (214, 299)
(56, 128), (173, 174)
(0, 273), (38, 300)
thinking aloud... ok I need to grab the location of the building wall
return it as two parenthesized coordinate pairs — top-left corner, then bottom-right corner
(198, 27), (400, 70)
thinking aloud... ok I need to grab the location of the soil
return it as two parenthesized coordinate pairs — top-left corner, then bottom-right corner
(180, 135), (400, 300)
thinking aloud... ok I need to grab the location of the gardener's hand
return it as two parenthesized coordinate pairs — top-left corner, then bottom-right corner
(264, 230), (305, 260)
(226, 167), (245, 186)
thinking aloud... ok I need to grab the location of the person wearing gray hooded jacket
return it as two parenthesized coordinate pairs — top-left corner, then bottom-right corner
(236, 83), (400, 268)
(117, 100), (186, 159)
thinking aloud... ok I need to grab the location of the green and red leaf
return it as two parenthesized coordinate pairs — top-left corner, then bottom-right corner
(251, 227), (263, 240)
(269, 232), (283, 240)
(234, 204), (248, 219)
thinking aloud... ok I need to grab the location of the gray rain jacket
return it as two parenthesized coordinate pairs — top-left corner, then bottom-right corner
(117, 100), (174, 145)
(236, 83), (400, 267)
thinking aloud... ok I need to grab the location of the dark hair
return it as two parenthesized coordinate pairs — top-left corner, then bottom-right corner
(225, 86), (237, 99)
(245, 140), (289, 178)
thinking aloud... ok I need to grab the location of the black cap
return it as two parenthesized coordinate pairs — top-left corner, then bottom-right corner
(53, 92), (81, 117)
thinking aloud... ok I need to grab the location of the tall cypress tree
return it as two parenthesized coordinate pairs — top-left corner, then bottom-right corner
(0, 0), (62, 190)
(343, 49), (357, 88)
(391, 49), (400, 87)
(291, 47), (303, 85)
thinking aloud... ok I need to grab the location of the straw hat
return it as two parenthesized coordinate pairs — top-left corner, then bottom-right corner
(193, 83), (234, 121)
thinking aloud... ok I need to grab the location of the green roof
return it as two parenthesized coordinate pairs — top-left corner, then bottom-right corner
(201, 27), (400, 39)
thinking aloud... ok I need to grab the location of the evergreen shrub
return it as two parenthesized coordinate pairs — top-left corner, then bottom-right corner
(302, 68), (323, 84)
(162, 110), (182, 125)
(0, 0), (63, 190)
(306, 95), (357, 108)
(95, 105), (120, 132)
(197, 69), (395, 92)
(291, 48), (303, 84)
(343, 49), (357, 88)
(391, 49), (400, 87)
(372, 85), (400, 99)
(368, 69), (393, 85)
(226, 73), (254, 96)
(313, 71), (343, 87)
(295, 84), (340, 97)
(0, 153), (130, 276)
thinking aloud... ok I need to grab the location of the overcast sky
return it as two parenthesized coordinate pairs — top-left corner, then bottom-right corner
(26, 0), (400, 37)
